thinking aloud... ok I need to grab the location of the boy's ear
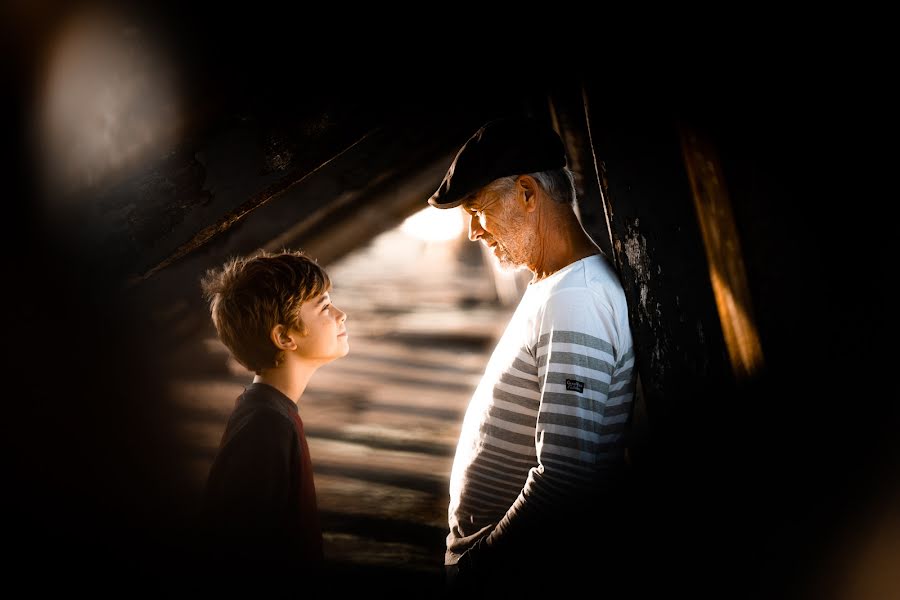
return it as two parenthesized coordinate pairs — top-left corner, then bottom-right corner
(270, 324), (297, 351)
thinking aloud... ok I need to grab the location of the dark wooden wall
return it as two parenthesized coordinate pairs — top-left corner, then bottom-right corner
(550, 76), (894, 599)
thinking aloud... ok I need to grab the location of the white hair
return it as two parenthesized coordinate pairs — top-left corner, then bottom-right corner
(482, 167), (576, 205)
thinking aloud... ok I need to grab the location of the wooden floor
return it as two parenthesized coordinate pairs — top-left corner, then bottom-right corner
(167, 225), (523, 594)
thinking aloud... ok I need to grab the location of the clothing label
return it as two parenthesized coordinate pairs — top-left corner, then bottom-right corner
(565, 379), (584, 393)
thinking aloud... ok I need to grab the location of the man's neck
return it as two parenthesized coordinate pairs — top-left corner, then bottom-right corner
(529, 214), (600, 283)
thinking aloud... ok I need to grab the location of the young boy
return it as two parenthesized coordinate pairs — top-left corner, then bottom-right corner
(199, 249), (348, 579)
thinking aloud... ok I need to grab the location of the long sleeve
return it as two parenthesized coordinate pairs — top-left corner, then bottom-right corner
(483, 287), (634, 551)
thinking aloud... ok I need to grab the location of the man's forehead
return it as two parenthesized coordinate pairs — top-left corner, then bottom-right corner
(461, 191), (487, 210)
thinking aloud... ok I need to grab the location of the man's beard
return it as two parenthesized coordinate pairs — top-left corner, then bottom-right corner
(492, 228), (536, 271)
(494, 242), (521, 269)
(485, 197), (535, 271)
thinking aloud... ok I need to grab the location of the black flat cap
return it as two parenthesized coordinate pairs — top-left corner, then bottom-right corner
(428, 116), (567, 209)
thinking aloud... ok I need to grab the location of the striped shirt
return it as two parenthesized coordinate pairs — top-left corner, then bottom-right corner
(446, 254), (635, 563)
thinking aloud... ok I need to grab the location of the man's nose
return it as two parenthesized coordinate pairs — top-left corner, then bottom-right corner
(468, 214), (483, 242)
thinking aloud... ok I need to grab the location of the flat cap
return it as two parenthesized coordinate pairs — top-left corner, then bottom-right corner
(428, 116), (567, 209)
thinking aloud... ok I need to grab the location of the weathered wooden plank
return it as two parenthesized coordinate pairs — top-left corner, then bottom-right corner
(680, 125), (765, 380)
(577, 84), (734, 427)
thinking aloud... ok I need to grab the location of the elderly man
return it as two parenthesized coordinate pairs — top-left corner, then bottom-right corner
(428, 116), (637, 594)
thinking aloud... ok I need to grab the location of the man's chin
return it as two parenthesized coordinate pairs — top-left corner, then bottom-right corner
(497, 257), (528, 271)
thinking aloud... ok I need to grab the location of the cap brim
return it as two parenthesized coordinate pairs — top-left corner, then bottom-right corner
(427, 194), (464, 209)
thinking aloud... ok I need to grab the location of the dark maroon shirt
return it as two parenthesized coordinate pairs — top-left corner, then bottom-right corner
(204, 382), (323, 570)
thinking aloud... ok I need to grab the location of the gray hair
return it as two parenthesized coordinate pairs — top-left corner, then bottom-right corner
(482, 167), (576, 205)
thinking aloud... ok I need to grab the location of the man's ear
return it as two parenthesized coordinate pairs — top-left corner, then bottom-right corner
(516, 175), (538, 213)
(270, 324), (297, 351)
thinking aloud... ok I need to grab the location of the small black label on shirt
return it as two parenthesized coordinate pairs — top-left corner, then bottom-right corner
(566, 379), (585, 393)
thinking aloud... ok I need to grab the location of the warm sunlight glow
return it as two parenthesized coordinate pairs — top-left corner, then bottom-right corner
(400, 207), (465, 242)
(710, 268), (765, 378)
(681, 125), (765, 379)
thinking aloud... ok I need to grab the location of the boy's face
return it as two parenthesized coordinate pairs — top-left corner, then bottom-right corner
(293, 291), (349, 362)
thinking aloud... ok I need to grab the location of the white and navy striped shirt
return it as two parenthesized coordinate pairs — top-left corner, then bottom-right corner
(446, 254), (635, 563)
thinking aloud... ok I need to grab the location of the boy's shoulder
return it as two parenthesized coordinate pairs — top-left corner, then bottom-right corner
(232, 384), (297, 421)
(222, 384), (299, 446)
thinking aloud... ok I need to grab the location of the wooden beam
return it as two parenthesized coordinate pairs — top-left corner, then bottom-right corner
(680, 125), (765, 380)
